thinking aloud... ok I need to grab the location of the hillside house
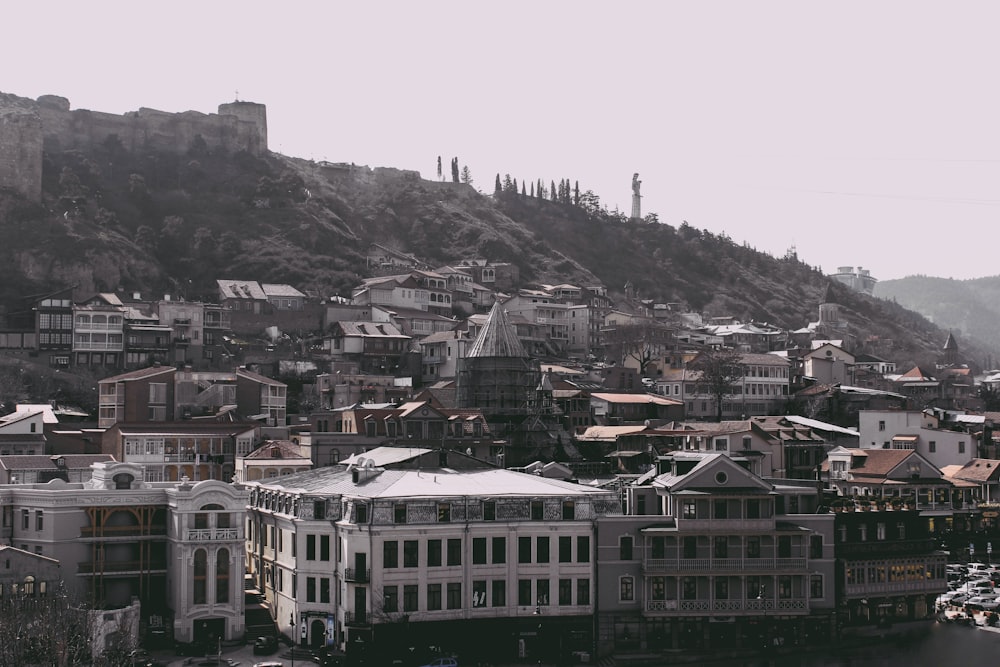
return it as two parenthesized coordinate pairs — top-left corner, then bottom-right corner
(217, 279), (268, 313)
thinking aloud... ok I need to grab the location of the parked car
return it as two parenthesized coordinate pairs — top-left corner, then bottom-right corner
(418, 659), (459, 667)
(253, 636), (279, 655)
(968, 562), (991, 574)
(253, 662), (284, 667)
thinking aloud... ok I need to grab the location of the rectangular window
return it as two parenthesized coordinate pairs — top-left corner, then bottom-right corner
(929, 441), (936, 453)
(447, 582), (461, 609)
(383, 541), (398, 569)
(492, 536), (506, 564)
(531, 501), (544, 520)
(447, 538), (462, 566)
(619, 576), (634, 602)
(960, 441), (966, 454)
(715, 578), (729, 600)
(537, 579), (550, 606)
(404, 540), (418, 568)
(403, 585), (417, 612)
(492, 579), (506, 607)
(320, 535), (330, 561)
(559, 578), (572, 606)
(383, 586), (398, 613)
(577, 579), (590, 605)
(714, 500), (728, 519)
(35, 511), (42, 531)
(320, 577), (330, 603)
(473, 537), (487, 564)
(810, 535), (823, 559)
(427, 583), (442, 611)
(683, 500), (696, 519)
(306, 577), (317, 603)
(394, 504), (407, 524)
(537, 537), (550, 564)
(577, 536), (590, 562)
(559, 536), (572, 563)
(620, 536), (633, 560)
(562, 501), (575, 520)
(811, 575), (824, 599)
(518, 579), (532, 606)
(877, 522), (886, 540)
(472, 580), (487, 608)
(428, 540), (442, 567)
(519, 536), (532, 564)
(483, 501), (496, 521)
(355, 504), (368, 524)
(438, 503), (451, 522)
(778, 575), (792, 599)
(746, 499), (760, 519)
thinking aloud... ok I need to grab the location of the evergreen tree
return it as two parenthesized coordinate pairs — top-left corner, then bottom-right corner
(521, 181), (526, 196)
(460, 165), (473, 185)
(503, 174), (514, 192)
(530, 182), (534, 197)
(495, 173), (502, 194)
(451, 157), (460, 182)
(550, 180), (557, 201)
(513, 177), (518, 193)
(574, 180), (580, 206)
(437, 156), (442, 181)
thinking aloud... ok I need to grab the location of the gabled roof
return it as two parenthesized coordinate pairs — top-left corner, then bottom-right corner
(590, 393), (683, 406)
(243, 440), (310, 460)
(99, 365), (176, 383)
(217, 280), (267, 300)
(654, 453), (774, 494)
(261, 283), (306, 298)
(898, 366), (935, 382)
(335, 321), (408, 338)
(467, 300), (527, 358)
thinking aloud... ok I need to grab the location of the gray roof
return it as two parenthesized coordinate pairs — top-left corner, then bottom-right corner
(252, 465), (615, 500)
(467, 300), (527, 358)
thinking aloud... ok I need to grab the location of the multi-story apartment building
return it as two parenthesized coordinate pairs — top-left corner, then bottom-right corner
(73, 293), (125, 369)
(326, 321), (412, 375)
(33, 287), (74, 368)
(418, 330), (471, 383)
(352, 271), (454, 317)
(157, 298), (206, 366)
(0, 460), (247, 645)
(599, 453), (836, 656)
(98, 365), (287, 429)
(662, 353), (791, 420)
(244, 451), (621, 665)
(858, 409), (975, 470)
(101, 421), (260, 482)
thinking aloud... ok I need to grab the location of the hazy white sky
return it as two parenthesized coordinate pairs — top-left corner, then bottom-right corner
(6, 2), (1000, 281)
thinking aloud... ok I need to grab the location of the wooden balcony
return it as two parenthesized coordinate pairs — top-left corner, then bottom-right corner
(645, 597), (808, 615)
(643, 557), (807, 573)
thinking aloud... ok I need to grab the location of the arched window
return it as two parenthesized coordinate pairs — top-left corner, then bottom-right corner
(193, 549), (207, 604)
(23, 575), (35, 596)
(216, 548), (230, 604)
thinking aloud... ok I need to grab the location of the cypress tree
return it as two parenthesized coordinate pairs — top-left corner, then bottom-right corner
(495, 174), (502, 194)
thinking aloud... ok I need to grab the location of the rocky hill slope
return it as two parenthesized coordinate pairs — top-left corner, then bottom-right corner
(0, 137), (989, 372)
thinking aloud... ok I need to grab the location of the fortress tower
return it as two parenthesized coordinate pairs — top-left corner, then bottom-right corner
(218, 100), (268, 155)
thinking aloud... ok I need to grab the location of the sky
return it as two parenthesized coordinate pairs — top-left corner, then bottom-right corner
(6, 2), (1000, 282)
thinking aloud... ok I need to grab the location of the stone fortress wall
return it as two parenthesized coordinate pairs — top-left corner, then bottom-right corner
(0, 91), (268, 201)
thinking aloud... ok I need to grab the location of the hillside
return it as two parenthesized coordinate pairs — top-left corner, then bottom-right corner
(0, 133), (990, 373)
(876, 276), (1000, 363)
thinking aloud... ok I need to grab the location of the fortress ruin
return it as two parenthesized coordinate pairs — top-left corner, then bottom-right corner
(0, 92), (268, 201)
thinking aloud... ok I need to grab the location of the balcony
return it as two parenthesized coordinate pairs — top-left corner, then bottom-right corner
(837, 539), (937, 558)
(677, 518), (775, 532)
(645, 597), (808, 614)
(74, 341), (124, 351)
(186, 528), (240, 542)
(80, 525), (167, 538)
(643, 557), (808, 573)
(344, 568), (370, 583)
(174, 337), (192, 346)
(78, 559), (168, 574)
(173, 318), (192, 326)
(344, 611), (369, 627)
(844, 579), (946, 597)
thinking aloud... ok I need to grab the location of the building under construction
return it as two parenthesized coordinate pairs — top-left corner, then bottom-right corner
(456, 300), (557, 464)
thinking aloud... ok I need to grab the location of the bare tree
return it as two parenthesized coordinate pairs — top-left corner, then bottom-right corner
(602, 321), (674, 376)
(688, 348), (745, 421)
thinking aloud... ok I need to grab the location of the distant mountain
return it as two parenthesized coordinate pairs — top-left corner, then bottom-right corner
(875, 276), (1000, 364)
(0, 104), (990, 372)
